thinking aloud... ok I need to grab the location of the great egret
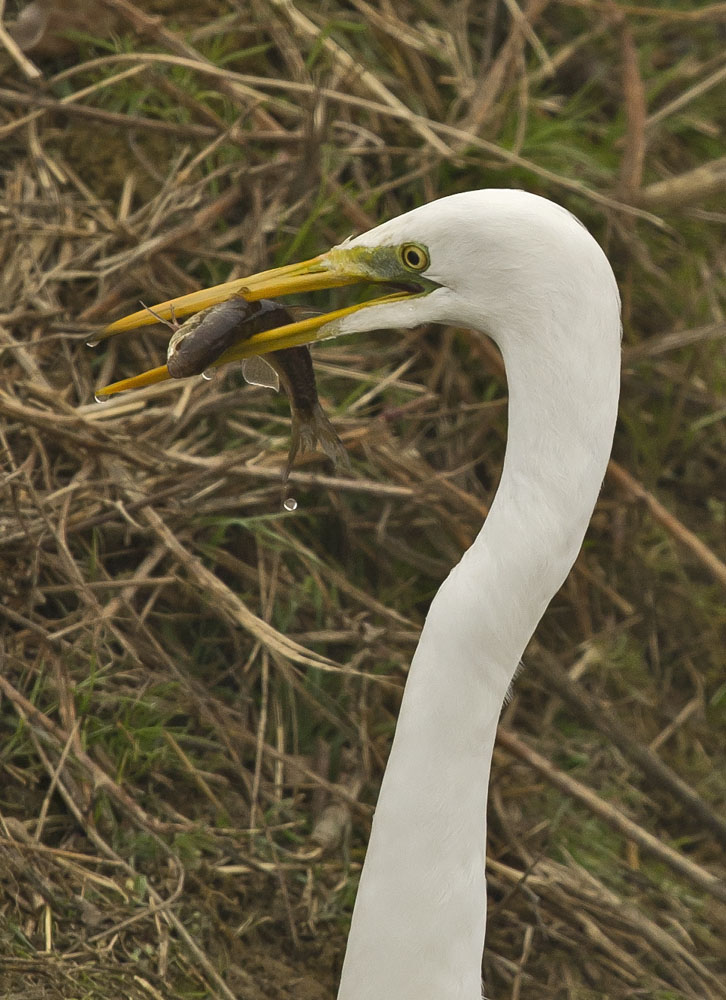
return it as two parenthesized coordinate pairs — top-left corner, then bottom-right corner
(95, 189), (621, 999)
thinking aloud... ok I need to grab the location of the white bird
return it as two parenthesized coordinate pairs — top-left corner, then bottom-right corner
(96, 189), (622, 999)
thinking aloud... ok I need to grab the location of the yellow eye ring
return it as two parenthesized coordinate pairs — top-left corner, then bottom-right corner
(400, 243), (429, 271)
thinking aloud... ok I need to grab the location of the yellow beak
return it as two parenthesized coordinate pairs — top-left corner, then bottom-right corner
(93, 250), (416, 397)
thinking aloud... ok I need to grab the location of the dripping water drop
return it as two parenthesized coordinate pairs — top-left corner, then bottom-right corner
(93, 393), (105, 404)
(86, 338), (100, 348)
(283, 497), (298, 512)
(201, 369), (214, 381)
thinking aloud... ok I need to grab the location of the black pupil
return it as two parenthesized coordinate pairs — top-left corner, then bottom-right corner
(406, 248), (421, 267)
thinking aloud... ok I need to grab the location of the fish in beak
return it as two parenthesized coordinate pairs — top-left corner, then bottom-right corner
(91, 243), (437, 397)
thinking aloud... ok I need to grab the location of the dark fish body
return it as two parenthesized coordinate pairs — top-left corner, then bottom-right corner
(270, 346), (348, 472)
(272, 346), (319, 417)
(167, 297), (291, 378)
(166, 295), (348, 471)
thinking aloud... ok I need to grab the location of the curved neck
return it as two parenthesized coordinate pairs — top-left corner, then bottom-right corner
(337, 313), (620, 1000)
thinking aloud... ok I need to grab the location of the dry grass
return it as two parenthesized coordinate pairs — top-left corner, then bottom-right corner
(1, 1), (725, 998)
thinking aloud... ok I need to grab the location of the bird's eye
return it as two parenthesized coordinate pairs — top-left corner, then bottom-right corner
(400, 243), (429, 271)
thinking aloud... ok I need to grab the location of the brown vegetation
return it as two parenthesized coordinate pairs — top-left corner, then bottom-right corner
(1, 1), (725, 998)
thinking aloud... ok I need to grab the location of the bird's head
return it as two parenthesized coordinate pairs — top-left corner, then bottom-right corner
(94, 190), (617, 396)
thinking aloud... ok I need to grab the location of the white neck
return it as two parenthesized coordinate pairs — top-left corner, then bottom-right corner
(336, 300), (620, 999)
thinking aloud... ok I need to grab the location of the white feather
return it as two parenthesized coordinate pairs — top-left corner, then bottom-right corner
(333, 191), (621, 1000)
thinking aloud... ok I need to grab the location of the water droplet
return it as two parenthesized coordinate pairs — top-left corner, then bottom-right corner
(93, 393), (105, 404)
(283, 497), (298, 511)
(201, 369), (214, 381)
(86, 338), (100, 348)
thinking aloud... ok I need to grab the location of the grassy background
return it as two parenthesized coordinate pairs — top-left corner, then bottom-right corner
(1, 1), (725, 998)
